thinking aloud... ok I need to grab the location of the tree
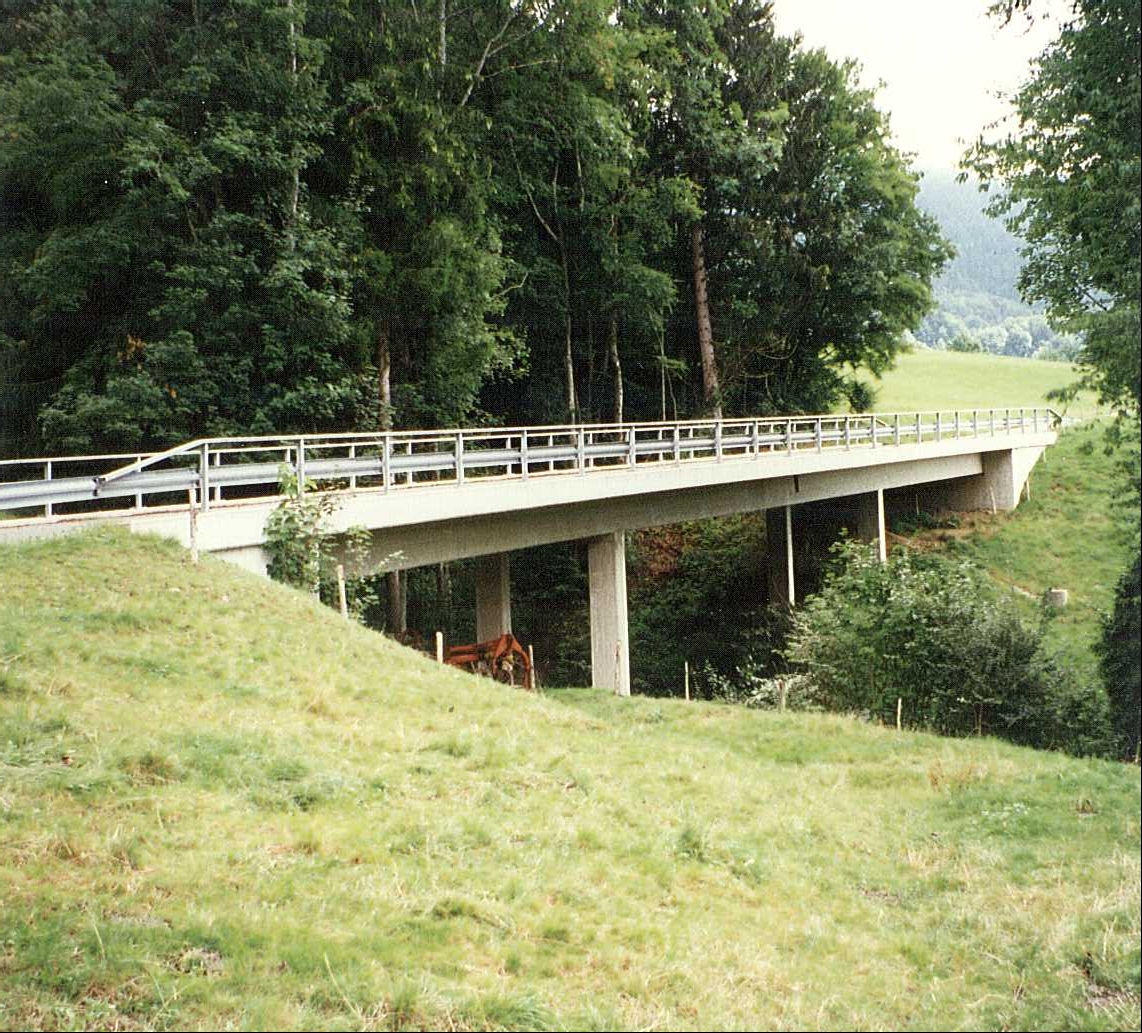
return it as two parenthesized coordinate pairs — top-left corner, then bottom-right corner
(966, 0), (1141, 418)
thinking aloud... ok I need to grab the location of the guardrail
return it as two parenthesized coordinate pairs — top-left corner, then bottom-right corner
(0, 408), (1059, 518)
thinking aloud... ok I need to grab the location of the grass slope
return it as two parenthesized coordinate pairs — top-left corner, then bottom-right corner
(894, 423), (1134, 673)
(1, 530), (1139, 1031)
(858, 350), (1100, 413)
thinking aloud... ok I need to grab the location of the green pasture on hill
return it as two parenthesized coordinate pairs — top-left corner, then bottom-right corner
(1, 530), (1138, 1031)
(857, 349), (1101, 414)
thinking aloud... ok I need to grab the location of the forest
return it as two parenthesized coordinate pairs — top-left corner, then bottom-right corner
(0, 0), (952, 457)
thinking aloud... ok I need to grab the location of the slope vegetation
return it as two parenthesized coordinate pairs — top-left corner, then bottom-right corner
(1, 531), (1139, 1031)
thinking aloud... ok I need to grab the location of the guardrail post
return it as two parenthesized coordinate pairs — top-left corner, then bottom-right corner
(456, 432), (465, 485)
(751, 419), (760, 456)
(843, 417), (851, 450)
(1020, 407), (1026, 433)
(348, 443), (357, 491)
(200, 444), (211, 511)
(1034, 408), (1040, 432)
(382, 435), (391, 492)
(915, 412), (921, 444)
(990, 409), (996, 436)
(972, 409), (978, 437)
(954, 411), (961, 439)
(894, 413), (901, 446)
(870, 416), (877, 449)
(136, 454), (145, 509)
(673, 425), (681, 464)
(785, 419), (793, 455)
(295, 438), (306, 494)
(577, 426), (586, 473)
(935, 413), (942, 443)
(814, 418), (822, 453)
(628, 426), (637, 467)
(44, 461), (52, 517)
(521, 429), (529, 480)
(715, 422), (724, 461)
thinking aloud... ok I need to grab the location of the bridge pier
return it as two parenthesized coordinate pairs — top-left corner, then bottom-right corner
(475, 553), (513, 641)
(766, 489), (886, 607)
(588, 532), (631, 696)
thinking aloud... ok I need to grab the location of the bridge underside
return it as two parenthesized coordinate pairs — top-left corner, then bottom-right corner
(2, 435), (1051, 696)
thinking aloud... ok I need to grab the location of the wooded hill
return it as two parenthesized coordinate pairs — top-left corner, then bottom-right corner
(0, 0), (950, 457)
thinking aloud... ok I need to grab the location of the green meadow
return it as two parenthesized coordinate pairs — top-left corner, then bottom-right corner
(1, 530), (1138, 1031)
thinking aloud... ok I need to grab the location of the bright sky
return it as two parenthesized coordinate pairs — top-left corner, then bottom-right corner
(771, 0), (1065, 171)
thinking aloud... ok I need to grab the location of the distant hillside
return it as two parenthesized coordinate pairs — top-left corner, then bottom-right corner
(914, 170), (1079, 360)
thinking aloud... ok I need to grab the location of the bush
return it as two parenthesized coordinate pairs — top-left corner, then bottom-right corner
(1097, 552), (1141, 760)
(784, 541), (1112, 755)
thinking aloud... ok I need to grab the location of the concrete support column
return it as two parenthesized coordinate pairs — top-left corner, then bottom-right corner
(588, 532), (630, 696)
(766, 505), (796, 607)
(854, 488), (887, 563)
(475, 553), (512, 642)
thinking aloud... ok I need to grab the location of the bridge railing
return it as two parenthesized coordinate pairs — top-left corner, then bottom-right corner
(0, 407), (1059, 518)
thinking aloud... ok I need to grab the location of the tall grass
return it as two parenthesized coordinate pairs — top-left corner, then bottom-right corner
(1, 529), (1138, 1030)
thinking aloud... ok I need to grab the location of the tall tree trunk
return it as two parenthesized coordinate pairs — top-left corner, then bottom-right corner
(285, 0), (299, 249)
(561, 247), (578, 422)
(691, 221), (722, 418)
(377, 324), (405, 635)
(608, 310), (624, 423)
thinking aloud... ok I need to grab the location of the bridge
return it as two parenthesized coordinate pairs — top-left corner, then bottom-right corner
(0, 408), (1058, 694)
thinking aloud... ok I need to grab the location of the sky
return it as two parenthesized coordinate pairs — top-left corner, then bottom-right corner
(771, 0), (1066, 171)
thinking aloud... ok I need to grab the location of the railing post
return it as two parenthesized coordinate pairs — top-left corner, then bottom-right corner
(577, 426), (586, 474)
(844, 416), (851, 450)
(295, 438), (306, 495)
(200, 443), (211, 511)
(990, 409), (996, 436)
(894, 413), (901, 446)
(715, 421), (724, 461)
(935, 413), (942, 443)
(548, 433), (556, 472)
(521, 429), (529, 480)
(1034, 408), (1040, 432)
(382, 435), (391, 492)
(136, 454), (145, 509)
(972, 409), (978, 437)
(954, 411), (961, 439)
(673, 424), (681, 464)
(785, 419), (793, 455)
(814, 418), (822, 453)
(916, 412), (921, 444)
(349, 443), (357, 491)
(628, 426), (637, 467)
(1020, 407), (1026, 433)
(751, 419), (760, 456)
(456, 432), (465, 486)
(870, 416), (877, 449)
(44, 461), (52, 518)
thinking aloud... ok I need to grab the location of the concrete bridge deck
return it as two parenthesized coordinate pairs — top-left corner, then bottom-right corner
(0, 409), (1057, 694)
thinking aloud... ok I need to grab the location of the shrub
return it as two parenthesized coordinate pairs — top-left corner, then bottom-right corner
(1097, 552), (1141, 760)
(784, 541), (1112, 755)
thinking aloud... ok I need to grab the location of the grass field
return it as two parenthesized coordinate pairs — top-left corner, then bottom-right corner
(1, 530), (1139, 1031)
(857, 349), (1102, 414)
(890, 421), (1135, 675)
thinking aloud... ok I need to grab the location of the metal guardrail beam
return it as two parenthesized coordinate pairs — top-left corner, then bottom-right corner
(0, 408), (1060, 518)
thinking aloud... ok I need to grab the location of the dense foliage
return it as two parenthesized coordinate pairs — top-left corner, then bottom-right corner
(784, 541), (1112, 757)
(1097, 553), (1141, 760)
(0, 0), (949, 456)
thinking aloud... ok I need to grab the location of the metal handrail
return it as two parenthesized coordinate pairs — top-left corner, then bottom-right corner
(0, 408), (1060, 518)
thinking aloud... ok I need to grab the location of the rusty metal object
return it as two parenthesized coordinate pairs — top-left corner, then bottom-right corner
(444, 633), (534, 690)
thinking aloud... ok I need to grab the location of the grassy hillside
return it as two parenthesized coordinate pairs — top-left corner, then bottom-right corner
(1, 530), (1138, 1031)
(858, 349), (1101, 413)
(892, 422), (1134, 674)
